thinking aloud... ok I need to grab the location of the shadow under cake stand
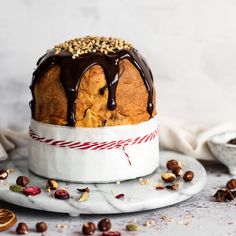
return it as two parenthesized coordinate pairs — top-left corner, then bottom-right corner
(0, 148), (206, 216)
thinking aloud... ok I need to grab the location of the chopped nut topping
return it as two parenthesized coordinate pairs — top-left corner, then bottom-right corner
(139, 178), (150, 185)
(144, 220), (156, 227)
(53, 36), (133, 58)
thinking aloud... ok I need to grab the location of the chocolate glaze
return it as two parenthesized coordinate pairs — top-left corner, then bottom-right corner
(30, 49), (154, 126)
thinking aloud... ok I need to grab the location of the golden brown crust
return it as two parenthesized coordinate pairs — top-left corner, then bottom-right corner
(33, 59), (156, 127)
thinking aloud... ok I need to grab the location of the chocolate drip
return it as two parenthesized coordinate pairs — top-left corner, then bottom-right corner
(30, 49), (154, 126)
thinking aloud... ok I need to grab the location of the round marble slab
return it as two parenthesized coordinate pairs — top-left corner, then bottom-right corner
(0, 148), (206, 216)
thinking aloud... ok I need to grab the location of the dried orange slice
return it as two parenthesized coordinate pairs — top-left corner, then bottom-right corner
(0, 209), (17, 232)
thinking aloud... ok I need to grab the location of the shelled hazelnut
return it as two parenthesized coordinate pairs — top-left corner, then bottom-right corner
(0, 169), (8, 180)
(161, 172), (176, 183)
(46, 179), (58, 190)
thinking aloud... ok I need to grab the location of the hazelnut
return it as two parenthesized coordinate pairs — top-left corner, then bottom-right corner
(226, 179), (236, 190)
(16, 222), (28, 234)
(98, 218), (112, 231)
(166, 160), (178, 171)
(183, 171), (194, 182)
(82, 222), (96, 235)
(0, 169), (8, 180)
(36, 221), (47, 232)
(214, 189), (234, 202)
(172, 166), (183, 176)
(46, 179), (58, 190)
(228, 138), (236, 145)
(161, 172), (176, 183)
(16, 176), (30, 187)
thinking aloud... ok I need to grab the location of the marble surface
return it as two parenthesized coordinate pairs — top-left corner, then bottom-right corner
(0, 157), (235, 236)
(0, 148), (206, 216)
(1, 0), (236, 130)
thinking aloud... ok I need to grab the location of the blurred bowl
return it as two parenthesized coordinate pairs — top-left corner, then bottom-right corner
(208, 131), (236, 175)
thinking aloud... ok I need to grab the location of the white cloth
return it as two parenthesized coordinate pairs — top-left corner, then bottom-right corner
(1, 119), (236, 161)
(0, 129), (28, 161)
(160, 117), (236, 161)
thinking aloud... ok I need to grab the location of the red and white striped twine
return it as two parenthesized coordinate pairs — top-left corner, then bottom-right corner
(29, 127), (159, 151)
(29, 127), (159, 165)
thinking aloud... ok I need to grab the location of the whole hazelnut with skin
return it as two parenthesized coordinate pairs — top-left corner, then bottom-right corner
(16, 176), (30, 187)
(166, 160), (178, 171)
(226, 179), (236, 190)
(0, 169), (8, 180)
(172, 166), (183, 177)
(98, 218), (112, 231)
(183, 171), (194, 182)
(82, 222), (96, 235)
(161, 172), (176, 183)
(16, 222), (29, 234)
(36, 222), (47, 233)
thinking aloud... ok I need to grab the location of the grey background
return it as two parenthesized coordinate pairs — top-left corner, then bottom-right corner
(1, 0), (236, 129)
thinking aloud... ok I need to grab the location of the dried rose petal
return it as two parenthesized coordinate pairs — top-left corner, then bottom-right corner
(23, 186), (41, 196)
(115, 194), (124, 199)
(102, 231), (121, 236)
(155, 184), (165, 190)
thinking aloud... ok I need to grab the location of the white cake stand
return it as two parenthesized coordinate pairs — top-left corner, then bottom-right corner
(0, 148), (206, 216)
